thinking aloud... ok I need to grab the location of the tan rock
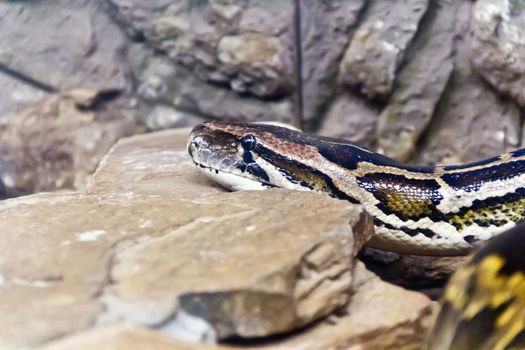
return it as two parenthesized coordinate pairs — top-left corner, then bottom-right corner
(232, 263), (433, 350)
(339, 0), (429, 99)
(216, 32), (290, 96)
(101, 190), (371, 340)
(39, 326), (232, 350)
(471, 0), (525, 108)
(218, 33), (283, 71)
(86, 128), (225, 200)
(34, 265), (433, 350)
(0, 92), (139, 198)
(0, 189), (371, 348)
(0, 129), (374, 348)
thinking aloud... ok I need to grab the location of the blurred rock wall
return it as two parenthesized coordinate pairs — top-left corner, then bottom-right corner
(1, 0), (524, 168)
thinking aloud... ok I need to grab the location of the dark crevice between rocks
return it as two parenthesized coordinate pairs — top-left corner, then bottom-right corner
(223, 310), (336, 347)
(100, 0), (147, 43)
(305, 0), (374, 133)
(413, 69), (455, 165)
(519, 107), (525, 148)
(390, 0), (437, 89)
(0, 62), (58, 93)
(473, 74), (524, 146)
(0, 179), (6, 200)
(292, 0), (304, 131)
(393, 0), (457, 165)
(75, 89), (123, 112)
(358, 247), (462, 300)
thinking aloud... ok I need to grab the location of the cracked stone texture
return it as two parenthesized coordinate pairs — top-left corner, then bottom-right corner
(2, 0), (525, 169)
(39, 326), (228, 350)
(339, 0), (429, 99)
(417, 1), (521, 166)
(130, 49), (294, 127)
(108, 0), (294, 98)
(318, 91), (380, 150)
(376, 0), (457, 161)
(299, 0), (366, 125)
(0, 1), (129, 93)
(316, 0), (525, 166)
(238, 262), (433, 350)
(0, 90), (139, 198)
(0, 192), (368, 348)
(0, 128), (375, 348)
(38, 264), (433, 350)
(470, 0), (525, 108)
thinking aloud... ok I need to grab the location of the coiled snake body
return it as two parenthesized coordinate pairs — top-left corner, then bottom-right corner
(187, 121), (525, 256)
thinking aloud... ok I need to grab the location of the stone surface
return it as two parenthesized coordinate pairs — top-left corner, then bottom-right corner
(318, 91), (380, 150)
(299, 0), (367, 125)
(471, 0), (525, 108)
(36, 265), (434, 350)
(0, 1), (129, 93)
(233, 263), (433, 350)
(376, 0), (457, 161)
(87, 128), (224, 200)
(339, 0), (429, 99)
(131, 50), (294, 127)
(2, 0), (525, 169)
(216, 32), (288, 96)
(417, 1), (521, 165)
(0, 128), (374, 349)
(0, 91), (138, 197)
(0, 71), (49, 121)
(39, 326), (230, 350)
(109, 0), (294, 98)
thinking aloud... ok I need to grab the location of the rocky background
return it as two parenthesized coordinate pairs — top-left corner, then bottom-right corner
(0, 0), (523, 349)
(1, 0), (524, 197)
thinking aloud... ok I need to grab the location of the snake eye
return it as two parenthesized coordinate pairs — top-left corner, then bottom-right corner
(240, 134), (257, 151)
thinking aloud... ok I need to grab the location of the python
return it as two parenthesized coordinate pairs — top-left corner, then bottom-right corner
(188, 121), (525, 256)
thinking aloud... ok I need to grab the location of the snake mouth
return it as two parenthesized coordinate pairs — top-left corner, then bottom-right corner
(192, 161), (272, 191)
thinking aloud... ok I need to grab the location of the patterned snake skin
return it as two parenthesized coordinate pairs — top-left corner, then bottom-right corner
(187, 121), (525, 256)
(428, 223), (525, 349)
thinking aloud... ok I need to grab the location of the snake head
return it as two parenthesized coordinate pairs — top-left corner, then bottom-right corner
(188, 121), (286, 191)
(187, 120), (378, 195)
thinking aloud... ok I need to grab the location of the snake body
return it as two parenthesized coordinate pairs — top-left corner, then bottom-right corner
(429, 223), (525, 349)
(187, 121), (525, 256)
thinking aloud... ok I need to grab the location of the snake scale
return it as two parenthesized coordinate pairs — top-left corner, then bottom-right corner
(187, 121), (525, 256)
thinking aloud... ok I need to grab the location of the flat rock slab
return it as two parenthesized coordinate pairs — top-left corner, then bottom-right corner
(0, 129), (374, 348)
(87, 128), (224, 200)
(0, 190), (370, 348)
(39, 326), (231, 350)
(38, 264), (432, 350)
